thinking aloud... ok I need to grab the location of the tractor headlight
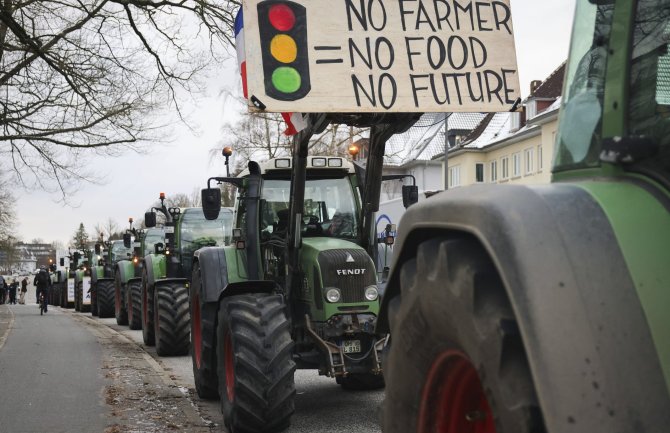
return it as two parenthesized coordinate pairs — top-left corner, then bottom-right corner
(364, 285), (379, 301)
(325, 288), (341, 303)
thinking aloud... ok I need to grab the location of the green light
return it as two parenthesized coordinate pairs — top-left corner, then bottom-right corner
(272, 67), (301, 94)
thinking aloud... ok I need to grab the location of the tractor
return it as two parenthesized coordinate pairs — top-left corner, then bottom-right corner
(91, 239), (132, 318)
(378, 1), (670, 432)
(60, 250), (82, 309)
(193, 113), (419, 432)
(141, 194), (233, 356)
(73, 250), (93, 313)
(112, 218), (143, 326)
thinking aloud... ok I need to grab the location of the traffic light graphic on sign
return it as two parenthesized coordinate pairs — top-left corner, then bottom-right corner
(257, 0), (311, 101)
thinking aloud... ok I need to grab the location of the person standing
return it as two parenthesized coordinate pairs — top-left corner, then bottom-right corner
(8, 279), (17, 304)
(19, 277), (27, 305)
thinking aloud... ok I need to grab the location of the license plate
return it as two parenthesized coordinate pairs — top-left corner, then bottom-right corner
(343, 340), (361, 354)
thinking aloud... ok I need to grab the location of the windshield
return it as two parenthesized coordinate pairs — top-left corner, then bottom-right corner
(628, 0), (670, 184)
(261, 177), (359, 238)
(554, 1), (614, 172)
(180, 208), (232, 257)
(111, 241), (131, 263)
(143, 229), (164, 256)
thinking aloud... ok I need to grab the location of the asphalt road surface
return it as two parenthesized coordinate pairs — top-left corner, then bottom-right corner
(0, 303), (384, 432)
(0, 304), (108, 433)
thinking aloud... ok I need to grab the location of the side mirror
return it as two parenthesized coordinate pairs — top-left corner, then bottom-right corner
(402, 185), (419, 208)
(94, 243), (101, 255)
(123, 233), (132, 248)
(145, 212), (157, 228)
(201, 188), (222, 220)
(59, 258), (65, 266)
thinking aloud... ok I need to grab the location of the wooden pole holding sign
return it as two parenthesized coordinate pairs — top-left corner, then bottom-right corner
(242, 0), (520, 113)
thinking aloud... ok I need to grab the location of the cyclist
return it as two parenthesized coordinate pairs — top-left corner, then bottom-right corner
(34, 266), (51, 314)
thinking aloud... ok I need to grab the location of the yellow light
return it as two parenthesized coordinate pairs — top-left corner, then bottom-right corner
(222, 146), (233, 157)
(133, 258), (138, 264)
(159, 192), (165, 200)
(271, 34), (297, 63)
(348, 144), (360, 156)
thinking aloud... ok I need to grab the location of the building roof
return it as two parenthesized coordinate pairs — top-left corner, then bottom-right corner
(383, 113), (486, 166)
(528, 62), (566, 99)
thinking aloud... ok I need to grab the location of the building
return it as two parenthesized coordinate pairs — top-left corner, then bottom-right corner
(372, 63), (566, 232)
(443, 63), (565, 188)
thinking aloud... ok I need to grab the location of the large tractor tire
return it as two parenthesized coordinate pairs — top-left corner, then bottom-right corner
(190, 263), (219, 399)
(153, 281), (190, 356)
(127, 280), (142, 330)
(97, 280), (115, 318)
(382, 237), (545, 433)
(217, 294), (295, 433)
(90, 282), (99, 316)
(115, 274), (129, 326)
(75, 282), (83, 312)
(141, 268), (155, 346)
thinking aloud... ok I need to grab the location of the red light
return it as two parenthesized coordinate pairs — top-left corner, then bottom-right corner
(269, 4), (295, 31)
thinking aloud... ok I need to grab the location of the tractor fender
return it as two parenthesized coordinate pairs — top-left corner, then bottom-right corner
(379, 183), (670, 432)
(143, 255), (165, 288)
(154, 277), (189, 287)
(91, 266), (104, 284)
(116, 261), (135, 285)
(194, 247), (276, 304)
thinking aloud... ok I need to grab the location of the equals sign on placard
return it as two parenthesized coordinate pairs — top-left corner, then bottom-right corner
(314, 46), (343, 64)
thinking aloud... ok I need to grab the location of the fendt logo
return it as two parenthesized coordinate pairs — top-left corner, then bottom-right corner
(337, 269), (366, 276)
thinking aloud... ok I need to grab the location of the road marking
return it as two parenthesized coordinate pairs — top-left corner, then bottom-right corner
(0, 306), (15, 352)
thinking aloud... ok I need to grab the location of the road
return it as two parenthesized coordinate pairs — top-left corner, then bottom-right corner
(0, 304), (384, 432)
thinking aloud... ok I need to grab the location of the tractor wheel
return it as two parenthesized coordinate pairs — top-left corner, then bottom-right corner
(97, 280), (115, 318)
(153, 282), (190, 356)
(115, 274), (129, 326)
(382, 237), (545, 433)
(190, 262), (219, 399)
(75, 282), (82, 312)
(217, 294), (296, 433)
(338, 373), (385, 391)
(127, 280), (142, 330)
(90, 282), (99, 316)
(141, 268), (155, 346)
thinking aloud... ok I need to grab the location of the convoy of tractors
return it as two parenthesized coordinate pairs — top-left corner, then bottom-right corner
(45, 0), (670, 432)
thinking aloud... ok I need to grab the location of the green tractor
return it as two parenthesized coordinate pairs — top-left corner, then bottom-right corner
(378, 1), (670, 432)
(73, 250), (92, 313)
(114, 218), (146, 328)
(193, 117), (418, 432)
(141, 194), (233, 356)
(60, 250), (82, 309)
(91, 240), (132, 318)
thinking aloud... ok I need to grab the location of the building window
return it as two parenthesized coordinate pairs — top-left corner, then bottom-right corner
(524, 148), (534, 175)
(490, 160), (498, 182)
(449, 165), (461, 188)
(537, 144), (543, 171)
(501, 157), (509, 180)
(475, 163), (484, 183)
(512, 152), (521, 177)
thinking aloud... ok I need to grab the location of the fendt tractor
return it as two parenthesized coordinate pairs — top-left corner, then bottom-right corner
(60, 250), (82, 309)
(378, 1), (670, 433)
(73, 250), (93, 313)
(113, 218), (142, 326)
(193, 111), (419, 431)
(121, 227), (165, 330)
(141, 194), (233, 356)
(91, 239), (132, 318)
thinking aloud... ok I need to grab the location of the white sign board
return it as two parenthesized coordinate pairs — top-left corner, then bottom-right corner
(67, 278), (75, 303)
(82, 277), (92, 305)
(242, 0), (520, 112)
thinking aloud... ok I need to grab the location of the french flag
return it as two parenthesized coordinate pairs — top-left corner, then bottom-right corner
(235, 9), (306, 136)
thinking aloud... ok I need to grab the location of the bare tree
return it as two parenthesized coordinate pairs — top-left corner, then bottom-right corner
(0, 0), (240, 199)
(219, 108), (369, 167)
(0, 171), (15, 241)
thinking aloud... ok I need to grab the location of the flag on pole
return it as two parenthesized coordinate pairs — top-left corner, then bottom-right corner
(234, 8), (306, 136)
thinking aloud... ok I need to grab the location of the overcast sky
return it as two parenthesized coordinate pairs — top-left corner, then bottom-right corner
(12, 0), (576, 247)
